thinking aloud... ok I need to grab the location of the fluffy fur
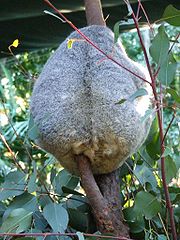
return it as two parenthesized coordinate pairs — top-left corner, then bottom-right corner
(30, 25), (152, 175)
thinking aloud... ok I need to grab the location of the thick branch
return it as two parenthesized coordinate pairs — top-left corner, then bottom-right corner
(95, 170), (129, 237)
(84, 0), (105, 26)
(76, 155), (130, 237)
(75, 155), (115, 233)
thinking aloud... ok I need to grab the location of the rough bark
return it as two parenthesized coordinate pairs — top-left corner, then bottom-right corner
(76, 155), (130, 237)
(95, 170), (129, 236)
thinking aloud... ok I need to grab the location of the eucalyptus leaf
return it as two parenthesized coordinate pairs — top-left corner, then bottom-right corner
(134, 164), (157, 189)
(76, 232), (85, 240)
(128, 88), (148, 102)
(43, 203), (69, 232)
(62, 186), (84, 196)
(0, 208), (32, 233)
(157, 234), (167, 240)
(27, 161), (37, 193)
(166, 88), (180, 103)
(149, 26), (169, 67)
(28, 113), (40, 140)
(158, 53), (177, 86)
(68, 208), (89, 232)
(162, 5), (180, 26)
(3, 192), (37, 220)
(114, 21), (120, 43)
(0, 170), (26, 201)
(53, 169), (79, 195)
(163, 156), (177, 184)
(33, 211), (48, 231)
(134, 191), (161, 219)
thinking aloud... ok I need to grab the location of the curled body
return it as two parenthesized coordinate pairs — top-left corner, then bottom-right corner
(30, 25), (152, 175)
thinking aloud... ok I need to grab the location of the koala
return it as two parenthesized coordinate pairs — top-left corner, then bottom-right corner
(30, 25), (152, 175)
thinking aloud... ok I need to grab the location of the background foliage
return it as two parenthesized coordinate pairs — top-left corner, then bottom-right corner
(0, 4), (179, 240)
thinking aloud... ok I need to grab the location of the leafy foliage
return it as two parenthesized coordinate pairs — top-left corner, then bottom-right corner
(0, 4), (179, 240)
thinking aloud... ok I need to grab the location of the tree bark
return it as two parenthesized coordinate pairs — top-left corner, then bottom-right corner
(84, 0), (105, 26)
(76, 155), (129, 237)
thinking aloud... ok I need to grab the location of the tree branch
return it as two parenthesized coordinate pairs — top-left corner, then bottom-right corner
(84, 0), (105, 26)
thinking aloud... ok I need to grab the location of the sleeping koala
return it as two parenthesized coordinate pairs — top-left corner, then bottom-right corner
(30, 25), (152, 175)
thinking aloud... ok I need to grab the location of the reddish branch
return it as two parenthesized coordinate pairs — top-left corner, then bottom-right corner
(0, 232), (133, 240)
(130, 4), (177, 240)
(44, 0), (151, 86)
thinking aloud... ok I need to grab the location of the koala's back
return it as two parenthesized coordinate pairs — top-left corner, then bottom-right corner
(31, 25), (152, 175)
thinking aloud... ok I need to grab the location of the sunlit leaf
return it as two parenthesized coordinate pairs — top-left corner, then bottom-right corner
(67, 39), (75, 49)
(28, 114), (40, 140)
(116, 88), (148, 105)
(3, 192), (37, 220)
(158, 53), (177, 86)
(76, 232), (85, 240)
(163, 156), (177, 184)
(149, 25), (169, 67)
(166, 88), (180, 103)
(114, 21), (120, 43)
(12, 39), (19, 48)
(128, 88), (148, 102)
(162, 5), (180, 26)
(0, 171), (26, 201)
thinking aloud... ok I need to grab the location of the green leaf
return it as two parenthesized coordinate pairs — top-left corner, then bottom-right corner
(157, 234), (167, 240)
(62, 186), (84, 196)
(43, 203), (69, 232)
(114, 21), (120, 43)
(164, 156), (177, 184)
(166, 88), (180, 103)
(0, 202), (6, 216)
(134, 191), (161, 219)
(115, 98), (126, 105)
(0, 171), (26, 201)
(68, 208), (90, 232)
(116, 88), (148, 105)
(76, 232), (85, 240)
(123, 207), (136, 222)
(158, 53), (177, 86)
(3, 192), (37, 220)
(128, 88), (148, 102)
(149, 25), (169, 67)
(34, 211), (48, 231)
(162, 5), (180, 26)
(53, 169), (79, 195)
(128, 216), (145, 233)
(27, 161), (37, 193)
(28, 113), (40, 140)
(134, 164), (157, 189)
(0, 208), (32, 233)
(141, 109), (154, 123)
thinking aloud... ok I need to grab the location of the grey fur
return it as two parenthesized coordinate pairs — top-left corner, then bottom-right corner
(30, 25), (152, 175)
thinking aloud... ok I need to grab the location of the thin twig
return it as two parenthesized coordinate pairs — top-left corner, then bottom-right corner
(168, 32), (180, 54)
(0, 232), (133, 240)
(0, 132), (25, 173)
(43, 0), (151, 86)
(127, 1), (177, 239)
(162, 111), (176, 144)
